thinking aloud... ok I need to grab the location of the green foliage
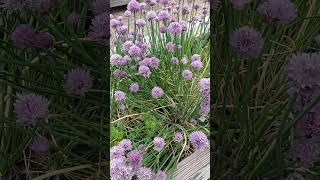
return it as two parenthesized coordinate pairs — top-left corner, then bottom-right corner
(213, 0), (320, 179)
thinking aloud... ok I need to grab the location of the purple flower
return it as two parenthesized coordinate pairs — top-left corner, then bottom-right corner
(11, 24), (36, 49)
(114, 91), (126, 101)
(93, 0), (108, 14)
(136, 19), (146, 28)
(124, 10), (132, 17)
(147, 0), (157, 6)
(231, 0), (248, 10)
(200, 78), (210, 93)
(127, 150), (143, 170)
(137, 167), (153, 180)
(153, 137), (165, 151)
(159, 26), (167, 33)
(127, 0), (140, 12)
(230, 26), (264, 59)
(182, 4), (191, 14)
(138, 65), (151, 78)
(67, 12), (80, 27)
(175, 132), (184, 142)
(286, 173), (305, 180)
(119, 139), (132, 151)
(118, 104), (127, 112)
(88, 13), (108, 42)
(159, 0), (169, 5)
(151, 87), (164, 98)
(123, 41), (134, 52)
(287, 53), (320, 89)
(130, 83), (139, 93)
(258, 0), (298, 25)
(30, 137), (49, 153)
(166, 42), (175, 52)
(110, 54), (122, 66)
(182, 70), (193, 80)
(14, 93), (49, 124)
(158, 10), (170, 21)
(146, 10), (157, 21)
(110, 158), (134, 180)
(64, 68), (93, 96)
(191, 54), (201, 62)
(191, 60), (203, 70)
(189, 131), (209, 151)
(111, 145), (126, 159)
(110, 19), (120, 29)
(113, 69), (127, 78)
(179, 20), (188, 32)
(288, 137), (320, 168)
(33, 32), (54, 49)
(168, 22), (182, 35)
(128, 45), (142, 57)
(149, 57), (160, 69)
(171, 57), (179, 64)
(155, 170), (167, 180)
(182, 57), (188, 65)
(116, 25), (127, 34)
(140, 2), (146, 10)
(3, 0), (29, 11)
(28, 0), (56, 14)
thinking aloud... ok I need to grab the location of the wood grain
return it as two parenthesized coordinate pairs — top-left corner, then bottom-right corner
(110, 0), (130, 8)
(171, 148), (210, 180)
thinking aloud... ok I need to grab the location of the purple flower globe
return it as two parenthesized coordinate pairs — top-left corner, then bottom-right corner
(230, 26), (264, 59)
(30, 137), (50, 153)
(159, 26), (167, 33)
(158, 10), (170, 21)
(147, 10), (157, 21)
(113, 69), (127, 78)
(88, 13), (108, 42)
(130, 83), (139, 93)
(127, 0), (141, 12)
(191, 60), (203, 70)
(155, 170), (167, 180)
(128, 45), (142, 57)
(64, 68), (93, 96)
(110, 145), (126, 159)
(11, 24), (36, 49)
(153, 137), (166, 151)
(151, 87), (164, 98)
(171, 57), (179, 65)
(191, 54), (201, 62)
(258, 0), (298, 25)
(137, 167), (153, 180)
(175, 132), (184, 142)
(127, 150), (143, 170)
(14, 93), (49, 124)
(168, 22), (183, 35)
(114, 91), (126, 101)
(182, 70), (193, 80)
(110, 158), (133, 180)
(138, 65), (152, 78)
(166, 42), (175, 52)
(119, 139), (132, 151)
(188, 131), (209, 151)
(33, 32), (55, 49)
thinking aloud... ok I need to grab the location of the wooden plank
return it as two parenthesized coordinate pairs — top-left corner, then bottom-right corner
(171, 148), (210, 180)
(111, 0), (130, 8)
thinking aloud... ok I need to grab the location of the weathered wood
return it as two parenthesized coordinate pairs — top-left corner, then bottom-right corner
(171, 148), (210, 180)
(111, 0), (130, 8)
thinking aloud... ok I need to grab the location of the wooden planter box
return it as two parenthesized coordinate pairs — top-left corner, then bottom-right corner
(111, 0), (130, 8)
(172, 148), (210, 180)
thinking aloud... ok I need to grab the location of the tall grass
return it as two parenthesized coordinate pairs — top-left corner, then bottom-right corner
(213, 0), (320, 179)
(0, 0), (108, 179)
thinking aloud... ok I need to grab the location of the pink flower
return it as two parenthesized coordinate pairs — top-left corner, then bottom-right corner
(182, 70), (193, 80)
(138, 65), (151, 78)
(153, 137), (166, 151)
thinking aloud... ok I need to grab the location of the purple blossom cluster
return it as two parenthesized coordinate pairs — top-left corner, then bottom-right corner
(110, 138), (167, 180)
(287, 53), (320, 167)
(11, 24), (54, 49)
(200, 78), (210, 115)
